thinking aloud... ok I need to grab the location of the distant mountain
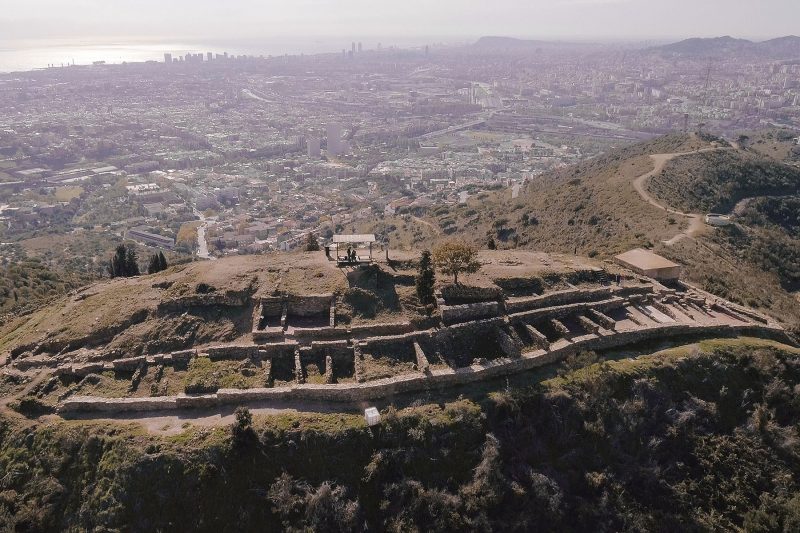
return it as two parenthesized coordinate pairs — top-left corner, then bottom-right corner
(758, 35), (800, 57)
(651, 35), (800, 59)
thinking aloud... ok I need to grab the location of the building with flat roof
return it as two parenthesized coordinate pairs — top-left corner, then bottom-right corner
(127, 227), (175, 250)
(614, 248), (681, 281)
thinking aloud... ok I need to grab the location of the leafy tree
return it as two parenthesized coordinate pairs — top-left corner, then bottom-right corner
(108, 245), (127, 278)
(432, 241), (481, 284)
(415, 250), (436, 307)
(304, 233), (320, 252)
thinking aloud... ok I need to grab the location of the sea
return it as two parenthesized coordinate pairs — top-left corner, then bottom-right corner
(0, 36), (447, 73)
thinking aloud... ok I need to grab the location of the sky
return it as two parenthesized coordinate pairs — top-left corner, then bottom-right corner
(1, 0), (798, 44)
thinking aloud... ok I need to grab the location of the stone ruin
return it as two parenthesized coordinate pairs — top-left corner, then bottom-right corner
(2, 266), (790, 415)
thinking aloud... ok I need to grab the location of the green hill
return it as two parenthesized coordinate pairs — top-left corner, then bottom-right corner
(647, 150), (800, 213)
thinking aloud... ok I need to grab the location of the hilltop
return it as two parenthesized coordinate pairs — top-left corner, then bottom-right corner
(650, 35), (800, 58)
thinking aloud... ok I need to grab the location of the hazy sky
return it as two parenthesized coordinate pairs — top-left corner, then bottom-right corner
(1, 0), (798, 43)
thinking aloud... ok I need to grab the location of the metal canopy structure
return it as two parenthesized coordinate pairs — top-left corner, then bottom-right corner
(329, 234), (376, 265)
(331, 234), (376, 244)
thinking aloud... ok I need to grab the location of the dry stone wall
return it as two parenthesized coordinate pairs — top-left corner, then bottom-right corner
(58, 323), (790, 413)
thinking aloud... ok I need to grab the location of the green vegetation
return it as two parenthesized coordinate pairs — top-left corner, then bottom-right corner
(415, 249), (436, 307)
(649, 150), (800, 213)
(108, 244), (140, 278)
(147, 251), (169, 275)
(304, 232), (320, 252)
(0, 244), (85, 314)
(2, 340), (800, 530)
(433, 240), (481, 284)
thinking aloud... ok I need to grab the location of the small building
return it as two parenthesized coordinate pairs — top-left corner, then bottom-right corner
(364, 407), (381, 426)
(614, 248), (681, 281)
(704, 213), (733, 227)
(127, 227), (175, 250)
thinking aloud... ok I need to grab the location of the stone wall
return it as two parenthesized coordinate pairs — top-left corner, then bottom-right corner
(157, 291), (250, 313)
(440, 284), (503, 305)
(505, 287), (612, 314)
(287, 294), (334, 317)
(349, 321), (414, 337)
(58, 324), (789, 413)
(259, 296), (284, 317)
(440, 301), (500, 325)
(205, 344), (258, 361)
(508, 297), (625, 325)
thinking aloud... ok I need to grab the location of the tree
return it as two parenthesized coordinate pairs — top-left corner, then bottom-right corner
(232, 406), (255, 445)
(147, 252), (168, 274)
(432, 241), (481, 285)
(109, 245), (128, 278)
(147, 254), (160, 274)
(125, 246), (140, 277)
(108, 244), (142, 278)
(415, 250), (436, 307)
(305, 232), (320, 252)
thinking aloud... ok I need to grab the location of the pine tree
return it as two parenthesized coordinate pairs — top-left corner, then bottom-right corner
(158, 251), (168, 271)
(109, 245), (128, 278)
(415, 250), (436, 306)
(125, 246), (139, 277)
(147, 254), (160, 274)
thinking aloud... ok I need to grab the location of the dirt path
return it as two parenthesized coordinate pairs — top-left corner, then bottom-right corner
(56, 399), (358, 435)
(412, 216), (441, 236)
(631, 146), (731, 245)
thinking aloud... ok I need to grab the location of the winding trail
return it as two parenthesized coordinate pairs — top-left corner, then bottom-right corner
(412, 215), (441, 236)
(630, 146), (732, 245)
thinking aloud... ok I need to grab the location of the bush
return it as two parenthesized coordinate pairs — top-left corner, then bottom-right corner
(344, 287), (382, 318)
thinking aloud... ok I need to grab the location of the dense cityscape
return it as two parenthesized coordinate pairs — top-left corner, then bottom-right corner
(2, 37), (798, 280)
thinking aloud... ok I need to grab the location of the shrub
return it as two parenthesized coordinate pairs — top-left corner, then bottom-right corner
(344, 287), (381, 318)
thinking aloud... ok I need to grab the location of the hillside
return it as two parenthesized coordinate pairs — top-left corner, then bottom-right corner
(422, 133), (713, 257)
(647, 149), (800, 213)
(0, 253), (349, 360)
(2, 339), (799, 530)
(651, 35), (800, 58)
(417, 133), (800, 326)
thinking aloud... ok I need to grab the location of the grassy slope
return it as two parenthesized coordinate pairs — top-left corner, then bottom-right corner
(2, 339), (800, 530)
(420, 132), (799, 326)
(0, 253), (349, 357)
(428, 133), (712, 257)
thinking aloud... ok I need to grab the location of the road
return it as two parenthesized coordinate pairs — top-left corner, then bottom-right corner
(193, 208), (216, 260)
(631, 146), (731, 245)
